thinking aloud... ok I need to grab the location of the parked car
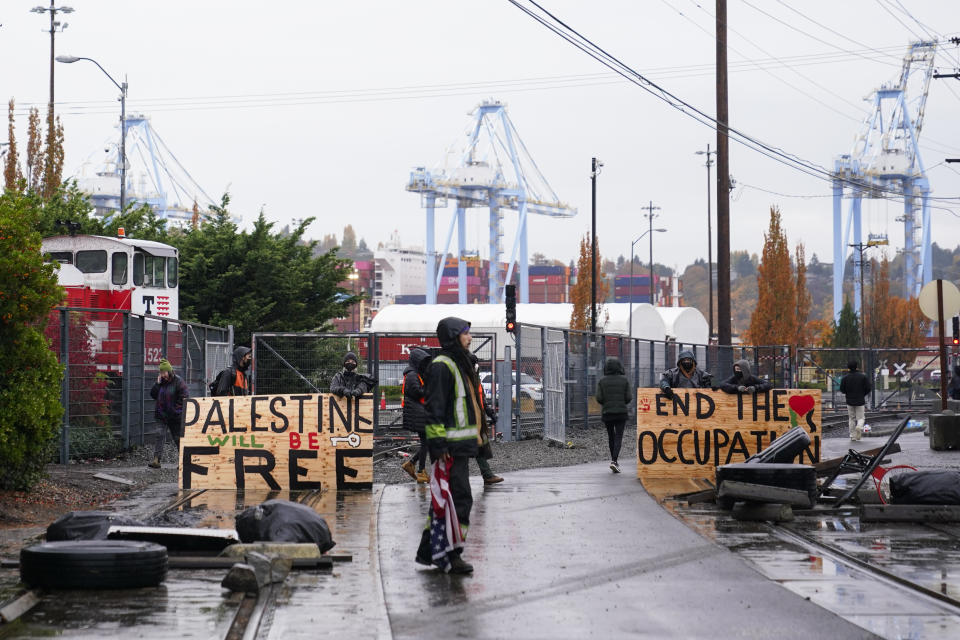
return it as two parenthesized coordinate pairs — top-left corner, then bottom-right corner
(480, 372), (543, 406)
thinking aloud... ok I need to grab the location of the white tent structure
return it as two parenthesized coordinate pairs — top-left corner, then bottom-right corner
(655, 307), (709, 345)
(369, 303), (706, 357)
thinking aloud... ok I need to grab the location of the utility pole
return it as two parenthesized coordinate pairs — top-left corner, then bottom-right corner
(641, 202), (661, 305)
(31, 2), (73, 192)
(715, 0), (732, 351)
(696, 145), (717, 341)
(590, 157), (603, 333)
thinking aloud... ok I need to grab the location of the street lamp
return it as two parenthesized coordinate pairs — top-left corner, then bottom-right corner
(31, 2), (74, 112)
(629, 228), (666, 338)
(696, 144), (717, 342)
(590, 157), (603, 333)
(56, 55), (127, 213)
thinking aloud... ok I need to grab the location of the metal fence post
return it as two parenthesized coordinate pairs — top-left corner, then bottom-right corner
(59, 309), (70, 463)
(582, 333), (589, 429)
(122, 313), (130, 448)
(140, 317), (146, 446)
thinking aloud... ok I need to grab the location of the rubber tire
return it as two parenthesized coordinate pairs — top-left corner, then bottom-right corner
(20, 540), (168, 589)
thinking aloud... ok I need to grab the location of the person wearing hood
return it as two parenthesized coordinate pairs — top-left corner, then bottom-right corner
(720, 359), (773, 395)
(596, 357), (632, 473)
(659, 349), (713, 397)
(400, 347), (432, 483)
(214, 346), (253, 396)
(468, 351), (504, 485)
(330, 351), (377, 398)
(839, 360), (872, 441)
(949, 364), (960, 401)
(416, 317), (481, 574)
(149, 358), (189, 469)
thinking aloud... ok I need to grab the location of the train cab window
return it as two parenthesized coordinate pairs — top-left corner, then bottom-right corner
(47, 251), (73, 264)
(143, 255), (165, 288)
(167, 256), (178, 288)
(75, 250), (108, 273)
(133, 253), (144, 285)
(111, 252), (128, 285)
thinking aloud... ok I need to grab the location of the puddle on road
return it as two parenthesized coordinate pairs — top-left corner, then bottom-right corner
(0, 488), (384, 640)
(664, 499), (960, 640)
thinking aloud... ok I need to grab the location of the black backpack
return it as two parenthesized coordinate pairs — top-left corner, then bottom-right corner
(208, 368), (229, 397)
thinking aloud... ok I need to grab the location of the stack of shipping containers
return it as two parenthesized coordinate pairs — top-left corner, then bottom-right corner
(613, 274), (657, 303)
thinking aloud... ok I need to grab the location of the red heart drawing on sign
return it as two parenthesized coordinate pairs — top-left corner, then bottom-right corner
(789, 394), (815, 417)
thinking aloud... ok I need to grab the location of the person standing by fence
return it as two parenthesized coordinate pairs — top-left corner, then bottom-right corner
(596, 357), (632, 473)
(148, 359), (188, 469)
(214, 346), (253, 396)
(401, 347), (431, 484)
(839, 360), (871, 441)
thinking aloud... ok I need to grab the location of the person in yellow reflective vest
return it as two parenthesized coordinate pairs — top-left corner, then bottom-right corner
(416, 317), (481, 574)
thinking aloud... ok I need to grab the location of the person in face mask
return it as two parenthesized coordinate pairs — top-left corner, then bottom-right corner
(720, 359), (773, 395)
(659, 349), (713, 397)
(330, 351), (377, 398)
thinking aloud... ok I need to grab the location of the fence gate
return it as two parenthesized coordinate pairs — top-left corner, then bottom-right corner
(543, 329), (566, 442)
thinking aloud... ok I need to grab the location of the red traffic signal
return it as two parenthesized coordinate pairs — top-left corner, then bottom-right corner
(954, 316), (959, 345)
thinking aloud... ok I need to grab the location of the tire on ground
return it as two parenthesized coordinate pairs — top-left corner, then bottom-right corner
(20, 540), (168, 589)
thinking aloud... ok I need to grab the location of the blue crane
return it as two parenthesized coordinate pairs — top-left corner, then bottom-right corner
(407, 100), (576, 304)
(832, 41), (936, 321)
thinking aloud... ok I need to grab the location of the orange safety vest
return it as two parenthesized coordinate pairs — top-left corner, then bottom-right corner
(400, 374), (426, 408)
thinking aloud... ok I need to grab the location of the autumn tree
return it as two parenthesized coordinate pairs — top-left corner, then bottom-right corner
(41, 105), (64, 199)
(863, 255), (927, 365)
(746, 207), (796, 345)
(4, 100), (21, 190)
(570, 233), (609, 331)
(25, 107), (43, 191)
(342, 224), (357, 252)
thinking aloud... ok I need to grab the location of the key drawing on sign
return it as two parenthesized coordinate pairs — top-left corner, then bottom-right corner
(330, 432), (362, 448)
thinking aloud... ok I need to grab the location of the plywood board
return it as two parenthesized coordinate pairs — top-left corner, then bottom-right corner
(179, 394), (373, 491)
(635, 389), (820, 479)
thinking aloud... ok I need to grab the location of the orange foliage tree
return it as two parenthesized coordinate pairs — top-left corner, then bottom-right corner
(863, 256), (927, 364)
(746, 207), (800, 346)
(570, 233), (609, 331)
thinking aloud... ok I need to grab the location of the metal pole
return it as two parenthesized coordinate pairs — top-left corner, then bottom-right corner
(648, 201), (654, 305)
(48, 1), (55, 112)
(591, 157), (598, 333)
(937, 280), (948, 411)
(120, 81), (127, 212)
(705, 145), (714, 341)
(629, 242), (634, 338)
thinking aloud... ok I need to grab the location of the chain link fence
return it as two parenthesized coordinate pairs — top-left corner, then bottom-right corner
(46, 307), (231, 462)
(251, 332), (496, 436)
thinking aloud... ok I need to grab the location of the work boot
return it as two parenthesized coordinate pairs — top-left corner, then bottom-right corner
(483, 475), (504, 485)
(148, 457), (161, 469)
(401, 459), (417, 480)
(448, 554), (474, 574)
(416, 470), (429, 484)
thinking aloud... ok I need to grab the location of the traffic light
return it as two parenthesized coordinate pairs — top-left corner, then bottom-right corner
(505, 284), (517, 333)
(953, 316), (959, 346)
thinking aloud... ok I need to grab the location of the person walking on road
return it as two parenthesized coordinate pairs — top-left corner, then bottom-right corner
(469, 352), (503, 486)
(214, 346), (253, 396)
(416, 317), (480, 574)
(596, 357), (632, 473)
(401, 347), (432, 484)
(720, 359), (772, 396)
(149, 359), (189, 469)
(948, 363), (960, 401)
(839, 360), (872, 441)
(330, 351), (377, 399)
(660, 349), (713, 397)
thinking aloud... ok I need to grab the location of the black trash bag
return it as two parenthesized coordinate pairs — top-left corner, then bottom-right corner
(235, 499), (335, 552)
(890, 470), (960, 505)
(46, 511), (146, 541)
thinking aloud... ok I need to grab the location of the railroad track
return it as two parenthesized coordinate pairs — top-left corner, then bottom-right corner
(764, 519), (960, 615)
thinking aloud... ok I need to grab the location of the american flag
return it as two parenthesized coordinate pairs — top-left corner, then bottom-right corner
(428, 458), (464, 572)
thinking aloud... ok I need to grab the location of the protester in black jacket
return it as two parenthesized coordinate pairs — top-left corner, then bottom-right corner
(214, 346), (253, 396)
(148, 358), (189, 469)
(948, 364), (960, 401)
(720, 359), (772, 395)
(330, 351), (377, 398)
(400, 348), (431, 483)
(660, 349), (713, 397)
(596, 357), (632, 473)
(839, 360), (872, 441)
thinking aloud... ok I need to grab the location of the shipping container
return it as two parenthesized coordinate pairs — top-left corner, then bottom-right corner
(394, 294), (426, 304)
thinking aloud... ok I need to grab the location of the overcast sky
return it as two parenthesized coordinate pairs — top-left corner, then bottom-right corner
(3, 1), (960, 273)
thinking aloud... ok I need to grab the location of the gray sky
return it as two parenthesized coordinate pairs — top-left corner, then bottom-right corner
(4, 1), (960, 273)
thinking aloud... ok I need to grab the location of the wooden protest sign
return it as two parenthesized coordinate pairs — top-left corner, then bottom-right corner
(179, 394), (373, 491)
(636, 388), (820, 479)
